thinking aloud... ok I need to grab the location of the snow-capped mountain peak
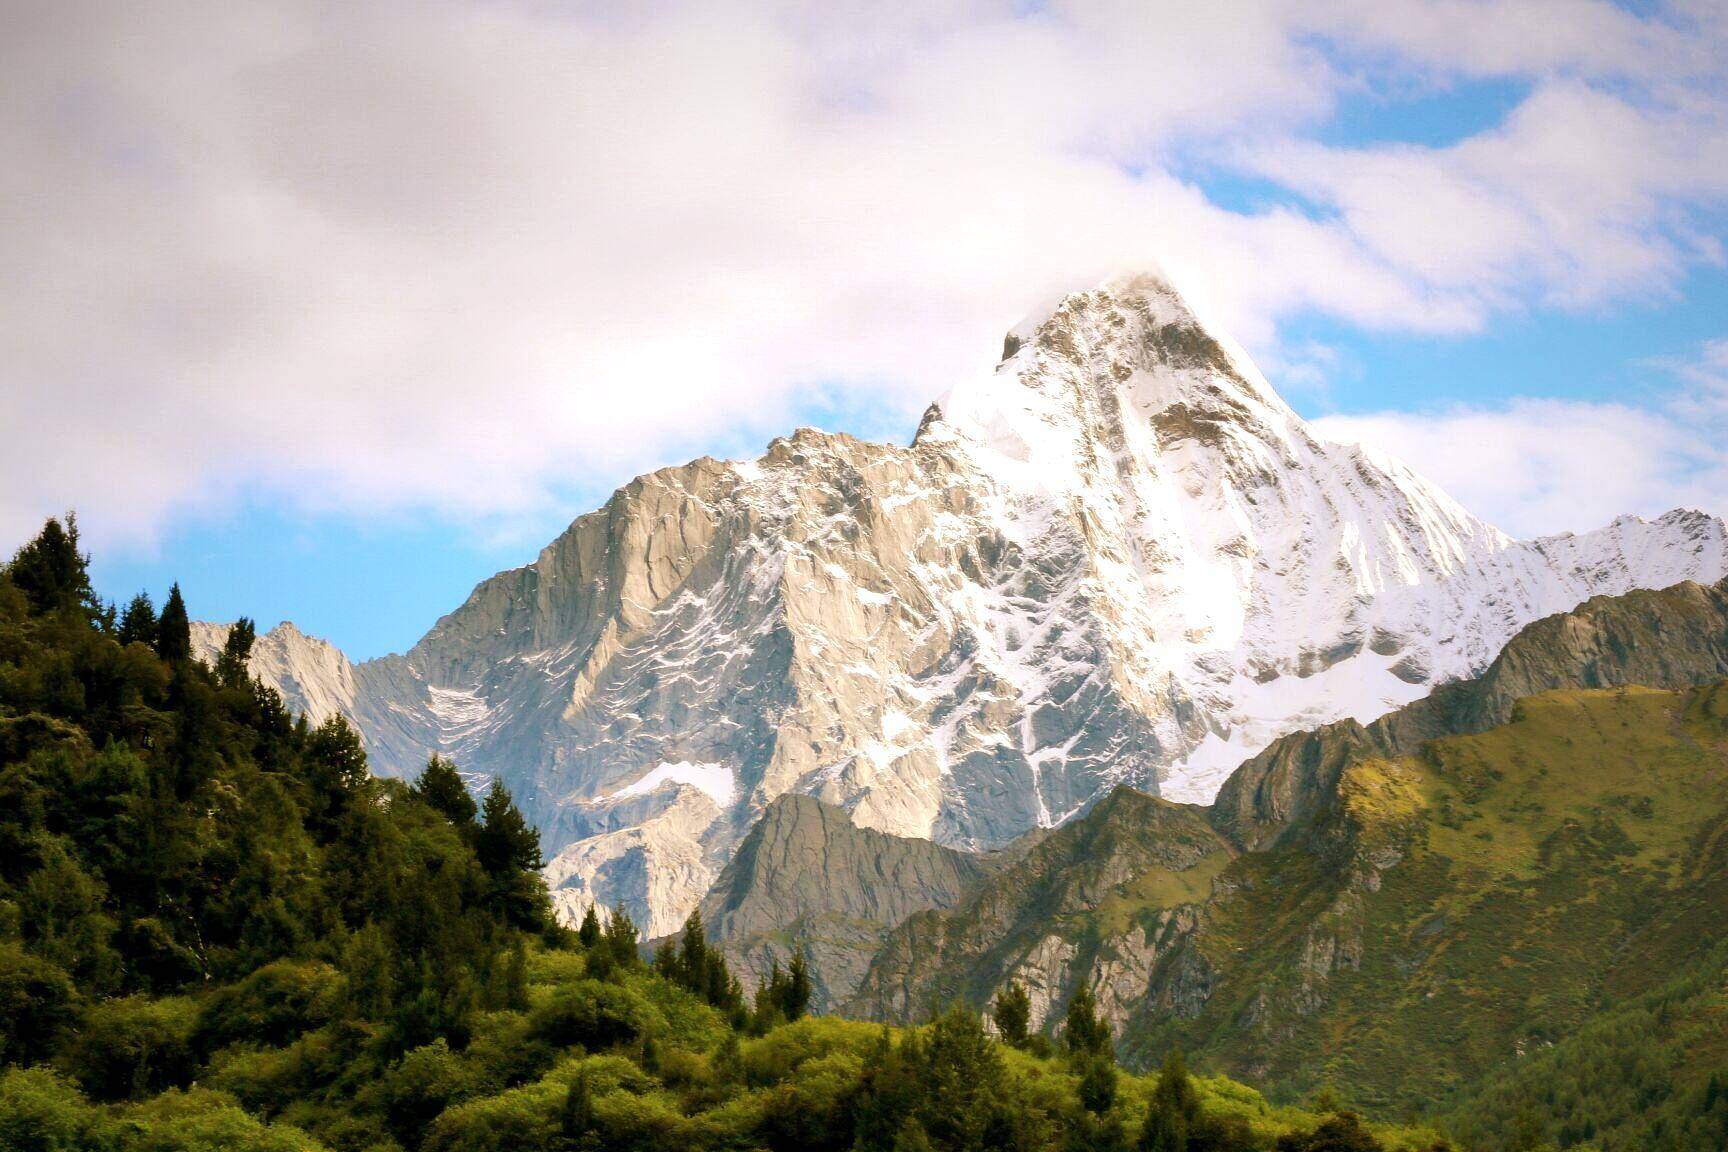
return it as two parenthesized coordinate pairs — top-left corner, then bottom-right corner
(204, 272), (1728, 934)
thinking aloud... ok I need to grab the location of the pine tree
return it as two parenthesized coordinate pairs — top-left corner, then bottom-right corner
(412, 755), (478, 827)
(307, 715), (370, 803)
(117, 592), (158, 648)
(7, 514), (95, 616)
(1153, 1051), (1198, 1127)
(1079, 1056), (1119, 1116)
(577, 904), (602, 948)
(917, 1005), (1006, 1152)
(155, 582), (192, 664)
(678, 908), (710, 987)
(560, 1068), (598, 1149)
(992, 980), (1032, 1048)
(474, 779), (548, 931)
(603, 903), (640, 968)
(215, 617), (256, 687)
(784, 951), (812, 1021)
(1139, 1103), (1187, 1152)
(476, 780), (541, 873)
(651, 936), (677, 978)
(1064, 984), (1112, 1062)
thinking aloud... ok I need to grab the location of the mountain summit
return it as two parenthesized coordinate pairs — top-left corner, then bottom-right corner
(197, 273), (1728, 934)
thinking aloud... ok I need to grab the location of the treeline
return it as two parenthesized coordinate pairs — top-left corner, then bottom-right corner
(1441, 940), (1728, 1152)
(0, 516), (1458, 1151)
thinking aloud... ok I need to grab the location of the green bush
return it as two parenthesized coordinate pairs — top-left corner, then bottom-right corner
(57, 994), (199, 1102)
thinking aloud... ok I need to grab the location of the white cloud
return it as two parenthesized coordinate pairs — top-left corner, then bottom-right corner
(1312, 341), (1728, 538)
(2, 1), (1726, 549)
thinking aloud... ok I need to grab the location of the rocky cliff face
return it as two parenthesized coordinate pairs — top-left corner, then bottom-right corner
(847, 577), (1728, 1106)
(697, 794), (993, 1011)
(202, 273), (1728, 935)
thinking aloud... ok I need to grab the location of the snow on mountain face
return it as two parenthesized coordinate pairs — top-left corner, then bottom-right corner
(205, 274), (1728, 935)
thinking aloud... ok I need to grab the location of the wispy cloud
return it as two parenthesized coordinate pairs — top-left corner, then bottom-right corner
(2, 1), (1726, 548)
(1313, 339), (1728, 538)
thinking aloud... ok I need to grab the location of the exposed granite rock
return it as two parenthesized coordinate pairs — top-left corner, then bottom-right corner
(697, 794), (992, 1010)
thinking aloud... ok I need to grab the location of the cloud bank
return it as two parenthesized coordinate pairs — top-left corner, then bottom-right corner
(2, 1), (1726, 548)
(1314, 341), (1728, 538)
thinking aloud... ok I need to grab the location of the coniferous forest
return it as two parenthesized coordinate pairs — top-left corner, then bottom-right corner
(0, 514), (1712, 1152)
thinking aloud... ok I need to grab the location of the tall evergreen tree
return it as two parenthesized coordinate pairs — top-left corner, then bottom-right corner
(992, 980), (1032, 1048)
(117, 592), (157, 648)
(576, 904), (602, 948)
(6, 514), (95, 616)
(475, 780), (542, 873)
(474, 779), (548, 932)
(1152, 1051), (1198, 1125)
(412, 755), (478, 827)
(784, 951), (812, 1021)
(1064, 985), (1112, 1062)
(1139, 1104), (1187, 1152)
(307, 715), (369, 797)
(1078, 1056), (1119, 1115)
(603, 903), (641, 968)
(214, 617), (256, 688)
(154, 582), (191, 664)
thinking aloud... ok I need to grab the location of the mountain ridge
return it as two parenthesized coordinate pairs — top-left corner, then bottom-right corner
(845, 575), (1728, 1112)
(195, 272), (1728, 935)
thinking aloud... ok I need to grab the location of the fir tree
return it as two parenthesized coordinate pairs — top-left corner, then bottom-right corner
(7, 514), (95, 616)
(474, 779), (548, 932)
(1079, 1056), (1118, 1116)
(306, 714), (370, 813)
(154, 582), (192, 664)
(1064, 984), (1112, 1062)
(992, 980), (1032, 1048)
(603, 903), (641, 968)
(1139, 1104), (1187, 1152)
(1153, 1051), (1199, 1127)
(412, 755), (478, 827)
(214, 617), (256, 688)
(577, 904), (602, 948)
(784, 950), (812, 1021)
(117, 592), (157, 648)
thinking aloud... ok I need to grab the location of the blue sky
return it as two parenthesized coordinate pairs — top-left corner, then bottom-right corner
(7, 2), (1728, 659)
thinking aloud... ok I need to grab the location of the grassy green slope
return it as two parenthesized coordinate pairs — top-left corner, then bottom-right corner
(1138, 684), (1728, 1115)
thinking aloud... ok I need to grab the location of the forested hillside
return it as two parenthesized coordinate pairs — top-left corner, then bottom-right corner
(848, 583), (1728, 1151)
(0, 516), (1452, 1151)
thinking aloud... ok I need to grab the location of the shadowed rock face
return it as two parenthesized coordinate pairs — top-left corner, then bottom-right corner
(200, 274), (1728, 935)
(844, 577), (1728, 1109)
(698, 794), (994, 1010)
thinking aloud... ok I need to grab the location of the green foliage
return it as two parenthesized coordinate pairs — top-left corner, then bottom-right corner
(658, 909), (745, 1017)
(212, 617), (255, 689)
(153, 583), (190, 664)
(1276, 1111), (1386, 1152)
(414, 755), (478, 828)
(992, 980), (1031, 1049)
(1065, 984), (1113, 1062)
(474, 778), (551, 933)
(0, 515), (1644, 1150)
(116, 593), (157, 649)
(56, 994), (198, 1102)
(6, 516), (95, 618)
(752, 951), (813, 1030)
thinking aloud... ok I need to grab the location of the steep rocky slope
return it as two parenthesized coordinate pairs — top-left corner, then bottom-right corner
(848, 578), (1728, 1109)
(697, 794), (994, 1011)
(200, 274), (1728, 934)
